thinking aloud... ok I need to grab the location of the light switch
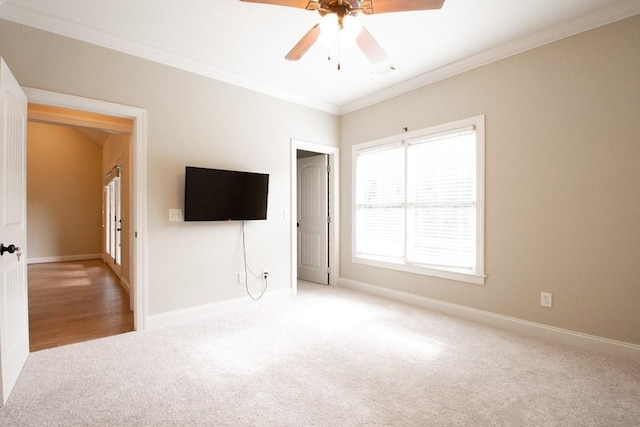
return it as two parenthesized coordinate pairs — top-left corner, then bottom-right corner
(169, 209), (183, 222)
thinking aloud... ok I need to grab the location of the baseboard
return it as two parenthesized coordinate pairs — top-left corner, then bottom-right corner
(120, 278), (131, 294)
(146, 287), (293, 331)
(118, 278), (133, 312)
(340, 278), (640, 362)
(27, 254), (102, 264)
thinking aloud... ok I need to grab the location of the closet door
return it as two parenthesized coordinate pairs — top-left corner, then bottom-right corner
(297, 154), (329, 285)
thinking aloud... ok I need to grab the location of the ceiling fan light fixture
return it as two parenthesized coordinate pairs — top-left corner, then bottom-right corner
(318, 13), (338, 46)
(342, 15), (363, 39)
(244, 0), (447, 66)
(339, 28), (357, 48)
(318, 13), (363, 48)
(339, 15), (363, 48)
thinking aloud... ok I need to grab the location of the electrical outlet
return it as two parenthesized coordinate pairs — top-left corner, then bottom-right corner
(540, 292), (552, 308)
(262, 270), (269, 279)
(238, 272), (246, 285)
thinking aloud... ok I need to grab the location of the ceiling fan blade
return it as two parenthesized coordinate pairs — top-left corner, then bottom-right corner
(356, 27), (387, 63)
(239, 0), (319, 10)
(285, 24), (321, 61)
(360, 0), (445, 14)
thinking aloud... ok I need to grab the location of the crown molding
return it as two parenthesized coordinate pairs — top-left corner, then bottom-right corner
(339, 0), (640, 115)
(1, 0), (638, 116)
(0, 2), (341, 115)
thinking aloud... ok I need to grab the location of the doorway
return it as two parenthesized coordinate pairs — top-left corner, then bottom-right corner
(24, 87), (148, 331)
(0, 60), (147, 404)
(26, 106), (133, 350)
(297, 151), (329, 285)
(290, 140), (339, 293)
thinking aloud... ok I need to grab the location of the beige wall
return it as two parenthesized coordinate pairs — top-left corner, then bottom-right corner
(102, 133), (132, 287)
(27, 122), (102, 260)
(7, 15), (638, 346)
(0, 18), (340, 315)
(340, 16), (640, 345)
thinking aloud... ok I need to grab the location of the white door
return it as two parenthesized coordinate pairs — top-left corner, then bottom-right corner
(104, 172), (122, 277)
(297, 154), (329, 285)
(0, 58), (29, 405)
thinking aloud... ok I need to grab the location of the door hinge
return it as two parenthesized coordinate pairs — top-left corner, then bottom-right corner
(327, 216), (331, 223)
(327, 267), (332, 274)
(327, 164), (331, 173)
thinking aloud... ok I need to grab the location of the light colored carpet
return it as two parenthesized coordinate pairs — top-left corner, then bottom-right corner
(1, 282), (638, 426)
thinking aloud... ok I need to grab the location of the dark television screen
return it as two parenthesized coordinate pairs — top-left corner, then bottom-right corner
(184, 166), (269, 221)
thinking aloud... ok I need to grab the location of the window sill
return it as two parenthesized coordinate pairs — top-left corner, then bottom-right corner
(352, 256), (485, 285)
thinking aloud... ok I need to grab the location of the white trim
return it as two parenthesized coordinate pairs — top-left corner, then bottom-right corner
(340, 278), (640, 362)
(147, 288), (292, 331)
(291, 140), (340, 294)
(0, 2), (339, 115)
(27, 253), (101, 264)
(131, 110), (148, 331)
(24, 87), (149, 331)
(1, 1), (637, 115)
(24, 88), (143, 118)
(340, 0), (640, 114)
(352, 115), (482, 151)
(28, 107), (133, 134)
(351, 256), (485, 285)
(351, 115), (485, 284)
(474, 116), (486, 278)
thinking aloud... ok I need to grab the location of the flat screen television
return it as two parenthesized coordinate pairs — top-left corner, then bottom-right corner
(184, 166), (269, 221)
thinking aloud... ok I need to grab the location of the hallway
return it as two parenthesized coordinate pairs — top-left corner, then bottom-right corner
(28, 260), (133, 352)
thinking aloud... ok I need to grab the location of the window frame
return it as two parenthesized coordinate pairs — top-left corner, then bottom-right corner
(351, 115), (485, 285)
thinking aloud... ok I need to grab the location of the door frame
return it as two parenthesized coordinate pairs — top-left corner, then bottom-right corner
(296, 154), (329, 285)
(25, 87), (149, 331)
(290, 139), (339, 294)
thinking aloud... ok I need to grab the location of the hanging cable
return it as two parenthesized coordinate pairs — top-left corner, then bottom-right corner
(241, 221), (268, 301)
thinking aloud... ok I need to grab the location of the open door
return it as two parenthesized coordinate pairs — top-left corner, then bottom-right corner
(0, 58), (29, 405)
(297, 154), (329, 285)
(104, 166), (122, 278)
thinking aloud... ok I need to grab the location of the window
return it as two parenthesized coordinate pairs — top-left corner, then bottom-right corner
(104, 167), (122, 268)
(353, 116), (485, 284)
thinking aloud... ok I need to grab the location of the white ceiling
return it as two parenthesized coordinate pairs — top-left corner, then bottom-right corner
(1, 0), (638, 114)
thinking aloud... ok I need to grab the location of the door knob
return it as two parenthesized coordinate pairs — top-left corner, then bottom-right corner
(1, 243), (18, 256)
(1, 244), (22, 261)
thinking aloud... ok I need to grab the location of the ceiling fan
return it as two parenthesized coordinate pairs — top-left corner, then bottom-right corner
(240, 0), (445, 66)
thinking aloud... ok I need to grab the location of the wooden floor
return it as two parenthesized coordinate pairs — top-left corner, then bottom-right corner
(28, 259), (134, 352)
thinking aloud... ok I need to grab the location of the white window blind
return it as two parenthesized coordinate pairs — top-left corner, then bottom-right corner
(407, 130), (476, 270)
(353, 117), (484, 283)
(355, 143), (404, 259)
